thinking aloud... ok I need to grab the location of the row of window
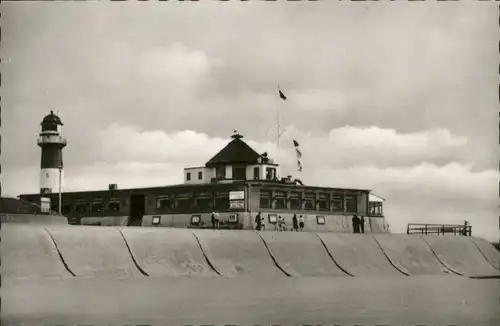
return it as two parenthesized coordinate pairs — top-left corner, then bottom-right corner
(211, 166), (277, 180)
(54, 190), (362, 214)
(186, 171), (203, 181)
(259, 191), (358, 212)
(58, 200), (121, 214)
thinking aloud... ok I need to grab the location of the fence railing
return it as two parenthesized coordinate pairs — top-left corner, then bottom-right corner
(406, 223), (471, 236)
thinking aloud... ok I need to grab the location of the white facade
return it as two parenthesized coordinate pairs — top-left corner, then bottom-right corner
(40, 168), (63, 194)
(184, 167), (214, 184)
(183, 164), (280, 185)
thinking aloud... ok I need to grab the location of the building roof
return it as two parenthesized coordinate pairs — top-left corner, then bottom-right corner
(205, 133), (261, 167)
(41, 110), (63, 126)
(369, 193), (385, 202)
(19, 181), (371, 199)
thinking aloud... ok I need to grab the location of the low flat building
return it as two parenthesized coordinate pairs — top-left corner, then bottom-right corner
(19, 133), (389, 233)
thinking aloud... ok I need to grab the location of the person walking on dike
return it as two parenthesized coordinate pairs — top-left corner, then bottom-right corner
(360, 216), (365, 233)
(352, 215), (360, 233)
(211, 212), (216, 230)
(299, 215), (305, 231)
(255, 212), (262, 231)
(292, 214), (299, 232)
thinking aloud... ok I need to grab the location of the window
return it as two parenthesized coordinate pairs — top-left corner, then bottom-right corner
(195, 192), (212, 209)
(62, 204), (72, 214)
(176, 193), (193, 210)
(75, 202), (89, 213)
(273, 190), (286, 209)
(198, 171), (203, 180)
(304, 193), (315, 210)
(91, 201), (104, 213)
(228, 214), (238, 223)
(253, 167), (260, 180)
(156, 195), (172, 210)
(216, 166), (226, 179)
(259, 190), (272, 208)
(318, 193), (329, 211)
(108, 200), (120, 212)
(232, 166), (246, 180)
(152, 216), (161, 225)
(331, 194), (344, 212)
(316, 215), (326, 225)
(215, 191), (229, 210)
(265, 167), (276, 180)
(289, 192), (301, 209)
(186, 172), (191, 181)
(191, 215), (201, 225)
(369, 202), (383, 216)
(345, 194), (358, 213)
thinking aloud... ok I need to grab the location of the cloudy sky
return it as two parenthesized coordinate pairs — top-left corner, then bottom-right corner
(2, 2), (499, 241)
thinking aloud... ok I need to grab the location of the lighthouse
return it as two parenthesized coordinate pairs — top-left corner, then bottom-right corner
(37, 111), (66, 197)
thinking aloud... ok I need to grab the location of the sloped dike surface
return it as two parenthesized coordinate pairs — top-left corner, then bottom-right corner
(258, 231), (348, 277)
(4, 224), (499, 280)
(470, 237), (500, 271)
(193, 229), (285, 277)
(374, 234), (452, 275)
(46, 226), (144, 278)
(1, 225), (72, 278)
(120, 228), (218, 277)
(423, 235), (500, 278)
(317, 233), (402, 276)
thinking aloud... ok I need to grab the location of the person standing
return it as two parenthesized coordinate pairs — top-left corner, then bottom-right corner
(292, 214), (299, 232)
(214, 211), (220, 229)
(279, 216), (286, 231)
(255, 212), (262, 231)
(360, 216), (365, 233)
(352, 215), (360, 233)
(211, 212), (216, 230)
(299, 215), (305, 231)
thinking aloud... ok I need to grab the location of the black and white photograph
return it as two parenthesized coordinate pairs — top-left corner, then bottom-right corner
(1, 1), (500, 326)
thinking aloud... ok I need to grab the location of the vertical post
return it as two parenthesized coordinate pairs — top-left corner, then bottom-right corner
(58, 166), (62, 215)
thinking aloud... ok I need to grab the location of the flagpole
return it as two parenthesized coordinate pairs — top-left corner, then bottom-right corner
(277, 85), (281, 157)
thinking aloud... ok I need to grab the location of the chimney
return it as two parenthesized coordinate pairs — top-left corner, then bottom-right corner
(109, 184), (118, 190)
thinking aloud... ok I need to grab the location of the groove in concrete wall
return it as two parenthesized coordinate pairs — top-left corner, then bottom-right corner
(371, 236), (410, 276)
(255, 231), (291, 277)
(117, 229), (149, 277)
(315, 234), (354, 277)
(419, 236), (463, 276)
(44, 228), (76, 277)
(191, 231), (222, 276)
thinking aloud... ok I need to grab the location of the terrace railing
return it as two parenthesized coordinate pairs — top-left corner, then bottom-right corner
(406, 223), (471, 236)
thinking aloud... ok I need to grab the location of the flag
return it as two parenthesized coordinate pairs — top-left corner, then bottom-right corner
(293, 139), (302, 158)
(278, 89), (287, 100)
(293, 139), (303, 172)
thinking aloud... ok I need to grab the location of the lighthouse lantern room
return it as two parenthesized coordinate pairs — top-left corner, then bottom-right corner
(37, 111), (67, 200)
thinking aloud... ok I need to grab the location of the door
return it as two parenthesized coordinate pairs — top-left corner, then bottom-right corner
(128, 194), (145, 226)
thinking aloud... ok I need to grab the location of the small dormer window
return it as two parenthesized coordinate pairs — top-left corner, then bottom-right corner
(253, 166), (260, 180)
(232, 165), (246, 180)
(216, 166), (226, 179)
(186, 172), (191, 181)
(265, 167), (276, 180)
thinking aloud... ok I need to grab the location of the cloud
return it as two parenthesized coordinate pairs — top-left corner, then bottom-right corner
(5, 125), (497, 241)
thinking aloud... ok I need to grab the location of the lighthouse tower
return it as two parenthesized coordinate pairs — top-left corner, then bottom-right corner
(37, 111), (66, 196)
